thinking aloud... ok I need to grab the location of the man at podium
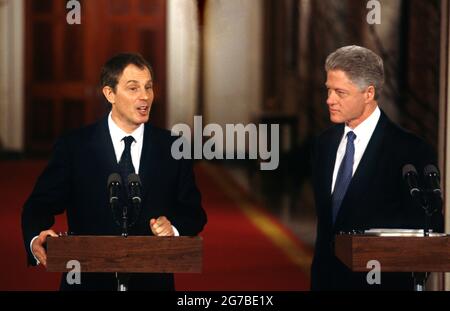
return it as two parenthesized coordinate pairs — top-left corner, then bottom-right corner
(311, 45), (444, 290)
(21, 53), (207, 290)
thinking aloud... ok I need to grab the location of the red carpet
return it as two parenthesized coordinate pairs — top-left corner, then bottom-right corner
(0, 160), (311, 290)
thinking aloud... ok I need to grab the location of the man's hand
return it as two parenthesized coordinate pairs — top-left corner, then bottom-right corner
(150, 216), (174, 236)
(32, 230), (58, 267)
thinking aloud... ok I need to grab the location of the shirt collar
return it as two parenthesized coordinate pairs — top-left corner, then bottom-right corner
(108, 112), (144, 144)
(343, 106), (381, 142)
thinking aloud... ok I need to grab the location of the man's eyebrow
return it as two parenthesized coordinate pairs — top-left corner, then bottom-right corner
(126, 80), (153, 84)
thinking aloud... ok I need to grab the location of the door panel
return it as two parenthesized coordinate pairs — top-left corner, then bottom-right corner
(26, 0), (167, 154)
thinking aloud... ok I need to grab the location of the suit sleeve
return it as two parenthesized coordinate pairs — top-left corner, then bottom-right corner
(170, 157), (207, 236)
(21, 137), (71, 265)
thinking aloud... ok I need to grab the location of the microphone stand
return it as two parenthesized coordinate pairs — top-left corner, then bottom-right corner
(122, 205), (128, 238)
(117, 272), (130, 292)
(112, 174), (143, 292)
(412, 191), (438, 292)
(412, 272), (428, 292)
(117, 204), (129, 291)
(108, 173), (131, 291)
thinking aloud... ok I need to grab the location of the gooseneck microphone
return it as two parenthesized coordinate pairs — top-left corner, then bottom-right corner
(423, 164), (442, 214)
(107, 173), (122, 205)
(423, 164), (441, 195)
(127, 174), (143, 227)
(128, 173), (142, 205)
(402, 164), (422, 198)
(107, 173), (122, 227)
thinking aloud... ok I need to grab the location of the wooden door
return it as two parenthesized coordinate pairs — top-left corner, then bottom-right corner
(26, 0), (167, 154)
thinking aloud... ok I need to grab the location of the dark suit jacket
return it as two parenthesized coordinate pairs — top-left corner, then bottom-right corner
(311, 110), (444, 290)
(21, 116), (207, 291)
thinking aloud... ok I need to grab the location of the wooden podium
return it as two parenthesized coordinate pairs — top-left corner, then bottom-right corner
(46, 236), (202, 273)
(335, 234), (450, 272)
(335, 234), (450, 290)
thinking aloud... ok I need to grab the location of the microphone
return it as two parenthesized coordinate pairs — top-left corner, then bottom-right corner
(402, 164), (422, 199)
(127, 174), (142, 227)
(423, 164), (442, 214)
(107, 173), (122, 205)
(423, 164), (441, 196)
(127, 174), (142, 205)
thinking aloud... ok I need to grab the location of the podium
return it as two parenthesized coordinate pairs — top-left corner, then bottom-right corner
(46, 236), (202, 273)
(335, 234), (450, 290)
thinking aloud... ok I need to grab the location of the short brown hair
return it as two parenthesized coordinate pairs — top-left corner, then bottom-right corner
(100, 53), (154, 91)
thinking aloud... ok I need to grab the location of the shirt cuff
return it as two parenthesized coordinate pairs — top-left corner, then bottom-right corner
(30, 235), (40, 265)
(172, 225), (180, 237)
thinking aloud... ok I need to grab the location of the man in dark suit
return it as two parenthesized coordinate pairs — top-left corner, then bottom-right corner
(21, 53), (207, 290)
(311, 45), (444, 290)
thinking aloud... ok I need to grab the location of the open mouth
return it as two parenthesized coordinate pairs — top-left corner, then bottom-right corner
(137, 106), (149, 115)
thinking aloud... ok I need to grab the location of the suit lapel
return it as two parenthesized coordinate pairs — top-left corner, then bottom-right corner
(316, 124), (344, 227)
(138, 123), (159, 201)
(90, 116), (119, 175)
(322, 125), (344, 200)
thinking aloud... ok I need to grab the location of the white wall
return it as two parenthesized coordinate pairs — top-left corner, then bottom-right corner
(167, 0), (199, 129)
(203, 0), (263, 129)
(0, 0), (24, 151)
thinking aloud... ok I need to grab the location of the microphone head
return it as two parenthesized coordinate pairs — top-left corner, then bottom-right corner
(424, 164), (439, 178)
(107, 173), (122, 187)
(127, 173), (141, 185)
(127, 174), (142, 204)
(424, 164), (441, 195)
(402, 164), (418, 178)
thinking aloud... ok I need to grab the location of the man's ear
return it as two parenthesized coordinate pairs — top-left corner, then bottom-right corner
(365, 85), (376, 102)
(102, 86), (115, 104)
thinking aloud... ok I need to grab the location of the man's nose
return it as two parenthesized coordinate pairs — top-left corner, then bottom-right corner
(140, 88), (150, 100)
(327, 91), (337, 106)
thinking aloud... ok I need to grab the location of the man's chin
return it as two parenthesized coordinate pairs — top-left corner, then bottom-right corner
(135, 115), (149, 125)
(329, 116), (344, 124)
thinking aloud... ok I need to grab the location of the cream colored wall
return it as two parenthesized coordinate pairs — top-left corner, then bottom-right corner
(0, 0), (7, 148)
(0, 0), (24, 151)
(203, 0), (263, 154)
(167, 0), (199, 129)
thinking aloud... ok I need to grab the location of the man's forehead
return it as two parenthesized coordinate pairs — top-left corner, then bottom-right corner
(119, 64), (152, 82)
(326, 70), (354, 85)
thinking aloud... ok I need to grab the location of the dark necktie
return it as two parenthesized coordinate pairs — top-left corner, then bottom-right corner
(331, 131), (356, 224)
(119, 136), (136, 186)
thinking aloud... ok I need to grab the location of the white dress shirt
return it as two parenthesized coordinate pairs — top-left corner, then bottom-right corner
(108, 113), (144, 173)
(331, 106), (381, 194)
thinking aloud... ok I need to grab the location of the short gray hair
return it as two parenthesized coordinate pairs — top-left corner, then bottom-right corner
(325, 45), (384, 99)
